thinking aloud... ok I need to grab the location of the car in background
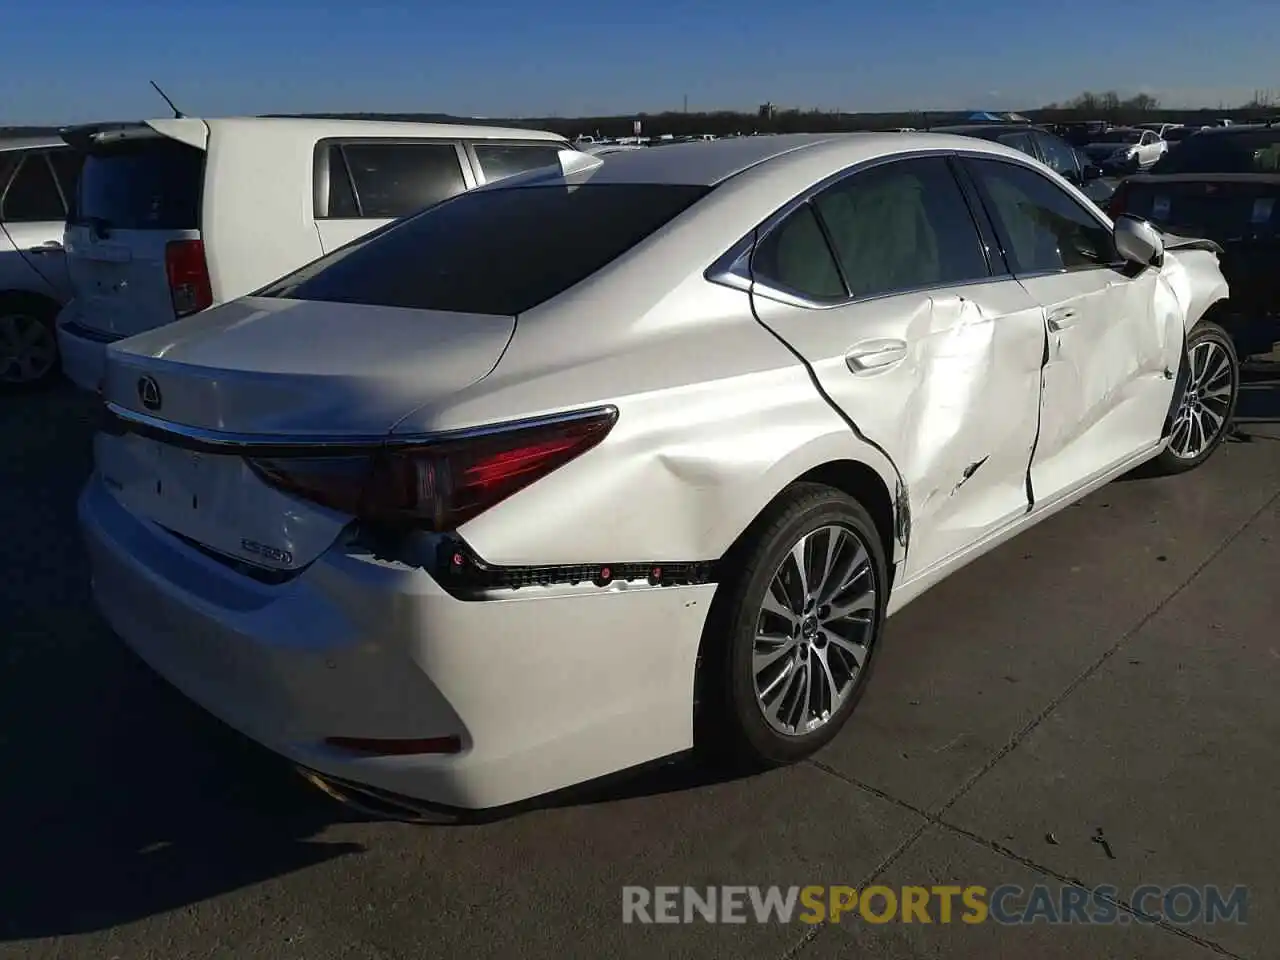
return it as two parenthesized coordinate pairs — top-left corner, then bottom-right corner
(0, 135), (84, 389)
(1080, 127), (1167, 173)
(56, 117), (575, 393)
(927, 123), (1112, 202)
(1160, 125), (1200, 148)
(80, 133), (1234, 818)
(1109, 122), (1280, 357)
(1058, 121), (1112, 147)
(1138, 122), (1184, 139)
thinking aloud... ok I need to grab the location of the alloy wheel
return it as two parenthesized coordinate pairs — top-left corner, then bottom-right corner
(0, 312), (57, 384)
(752, 524), (878, 737)
(1168, 338), (1234, 460)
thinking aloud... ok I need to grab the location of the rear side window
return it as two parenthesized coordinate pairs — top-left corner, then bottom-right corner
(337, 142), (467, 219)
(473, 143), (566, 183)
(1152, 131), (1280, 174)
(751, 205), (846, 300)
(1033, 132), (1080, 178)
(260, 183), (709, 316)
(48, 148), (85, 204)
(1, 152), (65, 222)
(997, 131), (1036, 158)
(74, 139), (204, 230)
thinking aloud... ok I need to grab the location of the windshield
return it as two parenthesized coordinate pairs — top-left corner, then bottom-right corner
(1151, 131), (1280, 174)
(71, 137), (205, 230)
(1094, 130), (1142, 144)
(258, 182), (711, 316)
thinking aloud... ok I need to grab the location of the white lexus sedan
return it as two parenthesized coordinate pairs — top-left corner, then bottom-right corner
(80, 134), (1236, 820)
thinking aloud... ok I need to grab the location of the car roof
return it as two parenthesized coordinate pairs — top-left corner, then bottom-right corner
(0, 134), (67, 152)
(61, 116), (568, 152)
(928, 123), (1047, 136)
(531, 131), (1038, 187)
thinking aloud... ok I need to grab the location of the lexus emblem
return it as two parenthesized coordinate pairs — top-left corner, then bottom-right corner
(137, 375), (162, 411)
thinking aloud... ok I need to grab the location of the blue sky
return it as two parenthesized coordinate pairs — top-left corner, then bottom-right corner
(2, 0), (1276, 124)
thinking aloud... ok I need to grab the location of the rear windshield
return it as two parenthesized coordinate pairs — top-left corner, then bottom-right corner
(258, 183), (710, 316)
(71, 137), (205, 230)
(1151, 130), (1280, 174)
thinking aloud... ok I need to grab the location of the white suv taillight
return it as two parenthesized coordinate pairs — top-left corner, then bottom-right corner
(165, 239), (213, 317)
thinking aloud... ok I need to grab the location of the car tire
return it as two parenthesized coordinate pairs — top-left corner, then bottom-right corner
(698, 483), (889, 768)
(1150, 320), (1239, 475)
(0, 292), (61, 392)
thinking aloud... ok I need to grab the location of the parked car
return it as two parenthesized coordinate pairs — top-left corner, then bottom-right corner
(1138, 122), (1184, 139)
(1080, 127), (1168, 174)
(80, 133), (1235, 819)
(56, 117), (575, 393)
(1161, 125), (1200, 147)
(1059, 121), (1112, 147)
(927, 123), (1112, 202)
(1108, 122), (1280, 357)
(0, 135), (84, 388)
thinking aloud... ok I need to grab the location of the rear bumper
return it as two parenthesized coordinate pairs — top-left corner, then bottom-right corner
(56, 304), (119, 392)
(78, 476), (715, 810)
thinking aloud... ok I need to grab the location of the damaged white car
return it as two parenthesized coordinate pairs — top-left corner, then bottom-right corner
(80, 134), (1235, 819)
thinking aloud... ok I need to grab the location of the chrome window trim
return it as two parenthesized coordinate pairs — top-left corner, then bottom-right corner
(705, 147), (1018, 310)
(99, 401), (619, 455)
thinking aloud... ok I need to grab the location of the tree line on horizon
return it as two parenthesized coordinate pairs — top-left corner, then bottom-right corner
(4, 89), (1277, 141)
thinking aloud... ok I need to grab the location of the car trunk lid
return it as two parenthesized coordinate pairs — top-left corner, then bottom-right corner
(97, 296), (516, 570)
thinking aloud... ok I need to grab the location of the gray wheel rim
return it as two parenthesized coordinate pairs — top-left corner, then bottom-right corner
(753, 524), (878, 737)
(1168, 338), (1233, 460)
(0, 313), (57, 384)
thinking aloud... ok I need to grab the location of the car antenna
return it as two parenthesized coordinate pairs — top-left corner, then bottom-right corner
(149, 80), (185, 119)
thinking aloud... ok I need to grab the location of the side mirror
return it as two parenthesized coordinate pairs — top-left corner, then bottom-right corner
(1114, 214), (1164, 267)
(1082, 163), (1103, 181)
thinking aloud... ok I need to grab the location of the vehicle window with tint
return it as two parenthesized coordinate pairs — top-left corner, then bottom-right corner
(340, 142), (467, 219)
(997, 131), (1036, 157)
(473, 143), (566, 183)
(1, 153), (64, 222)
(1152, 131), (1280, 173)
(968, 159), (1117, 274)
(1034, 132), (1080, 178)
(812, 156), (990, 299)
(74, 140), (204, 230)
(48, 148), (85, 207)
(750, 205), (846, 300)
(258, 183), (709, 315)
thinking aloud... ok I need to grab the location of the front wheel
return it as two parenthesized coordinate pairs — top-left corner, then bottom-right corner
(700, 484), (889, 767)
(1151, 320), (1239, 475)
(0, 294), (61, 391)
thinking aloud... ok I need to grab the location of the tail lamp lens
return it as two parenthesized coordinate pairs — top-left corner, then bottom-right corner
(165, 239), (213, 318)
(248, 409), (617, 531)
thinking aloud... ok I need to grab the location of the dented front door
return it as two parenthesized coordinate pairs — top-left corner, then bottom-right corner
(744, 156), (1046, 581)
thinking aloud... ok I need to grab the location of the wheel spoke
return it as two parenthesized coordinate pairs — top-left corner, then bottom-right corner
(814, 647), (841, 715)
(754, 634), (798, 674)
(787, 540), (811, 601)
(825, 586), (875, 623)
(824, 628), (868, 669)
(760, 587), (797, 625)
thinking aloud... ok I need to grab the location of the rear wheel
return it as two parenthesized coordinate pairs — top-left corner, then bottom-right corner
(700, 484), (888, 767)
(0, 293), (61, 391)
(1151, 321), (1239, 475)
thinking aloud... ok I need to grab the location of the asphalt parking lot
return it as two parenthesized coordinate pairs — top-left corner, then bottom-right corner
(2, 369), (1278, 960)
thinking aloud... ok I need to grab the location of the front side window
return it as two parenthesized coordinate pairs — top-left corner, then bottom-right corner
(338, 142), (467, 219)
(812, 156), (990, 299)
(968, 158), (1118, 274)
(1, 152), (65, 222)
(474, 143), (567, 183)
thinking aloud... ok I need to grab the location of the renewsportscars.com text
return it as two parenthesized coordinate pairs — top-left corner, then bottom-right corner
(622, 884), (1249, 925)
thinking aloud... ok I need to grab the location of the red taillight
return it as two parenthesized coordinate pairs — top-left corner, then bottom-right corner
(1107, 181), (1130, 219)
(164, 239), (213, 318)
(249, 408), (618, 531)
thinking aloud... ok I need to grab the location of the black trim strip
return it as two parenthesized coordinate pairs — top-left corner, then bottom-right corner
(432, 536), (719, 599)
(62, 321), (125, 345)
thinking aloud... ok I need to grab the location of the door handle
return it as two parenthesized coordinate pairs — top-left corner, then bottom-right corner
(28, 240), (63, 254)
(1047, 307), (1080, 331)
(845, 339), (908, 372)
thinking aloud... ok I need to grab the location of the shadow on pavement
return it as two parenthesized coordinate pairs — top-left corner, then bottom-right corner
(0, 386), (364, 942)
(0, 384), (738, 940)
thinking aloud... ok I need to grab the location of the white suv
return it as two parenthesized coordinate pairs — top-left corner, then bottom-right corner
(56, 117), (573, 391)
(1, 135), (84, 389)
